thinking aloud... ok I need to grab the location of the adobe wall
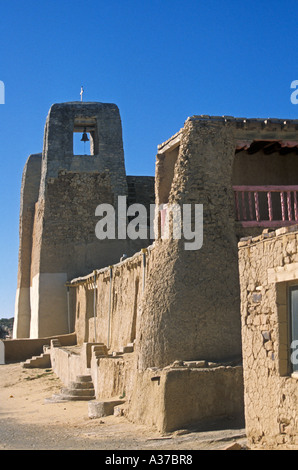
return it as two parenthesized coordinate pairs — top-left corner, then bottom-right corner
(49, 339), (244, 433)
(238, 226), (298, 449)
(71, 247), (151, 350)
(128, 363), (244, 433)
(39, 113), (298, 435)
(3, 332), (76, 363)
(137, 118), (241, 369)
(67, 244), (244, 432)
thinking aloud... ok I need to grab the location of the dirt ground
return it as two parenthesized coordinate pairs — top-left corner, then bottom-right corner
(0, 363), (247, 451)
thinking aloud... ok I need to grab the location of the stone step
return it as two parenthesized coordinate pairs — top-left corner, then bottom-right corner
(92, 344), (108, 357)
(69, 381), (94, 390)
(46, 374), (96, 402)
(47, 393), (95, 402)
(61, 387), (95, 397)
(76, 375), (92, 383)
(64, 395), (95, 401)
(21, 353), (51, 369)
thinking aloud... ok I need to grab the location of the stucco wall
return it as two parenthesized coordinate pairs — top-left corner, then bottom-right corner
(239, 226), (298, 449)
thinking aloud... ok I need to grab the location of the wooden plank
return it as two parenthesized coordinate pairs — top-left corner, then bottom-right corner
(254, 192), (260, 222)
(234, 191), (240, 220)
(287, 191), (293, 221)
(280, 192), (286, 221)
(241, 191), (247, 220)
(248, 192), (253, 220)
(294, 191), (298, 221)
(267, 191), (273, 221)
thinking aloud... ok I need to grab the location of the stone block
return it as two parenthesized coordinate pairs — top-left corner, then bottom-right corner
(114, 404), (126, 417)
(224, 442), (243, 450)
(264, 340), (273, 351)
(252, 293), (262, 303)
(261, 331), (270, 342)
(88, 400), (125, 419)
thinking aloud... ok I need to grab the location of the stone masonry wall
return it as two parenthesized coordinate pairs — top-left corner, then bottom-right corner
(239, 226), (298, 449)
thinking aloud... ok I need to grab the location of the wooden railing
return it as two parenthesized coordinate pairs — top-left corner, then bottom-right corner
(233, 185), (298, 227)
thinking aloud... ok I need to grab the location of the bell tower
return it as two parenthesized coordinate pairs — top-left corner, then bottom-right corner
(14, 102), (136, 338)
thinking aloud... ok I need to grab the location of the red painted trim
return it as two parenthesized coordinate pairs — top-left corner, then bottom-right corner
(233, 185), (298, 192)
(239, 220), (298, 228)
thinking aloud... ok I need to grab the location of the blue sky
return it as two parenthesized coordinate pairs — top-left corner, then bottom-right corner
(0, 0), (297, 318)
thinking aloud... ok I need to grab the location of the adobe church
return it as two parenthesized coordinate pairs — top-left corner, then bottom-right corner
(11, 101), (298, 443)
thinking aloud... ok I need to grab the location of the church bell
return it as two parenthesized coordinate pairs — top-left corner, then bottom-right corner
(81, 128), (89, 142)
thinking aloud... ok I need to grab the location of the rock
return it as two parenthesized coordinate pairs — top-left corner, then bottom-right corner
(224, 442), (243, 450)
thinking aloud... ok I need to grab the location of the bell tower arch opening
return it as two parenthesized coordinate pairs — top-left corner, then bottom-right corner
(73, 117), (98, 156)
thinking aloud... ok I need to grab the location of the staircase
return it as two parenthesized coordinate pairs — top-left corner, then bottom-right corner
(49, 375), (96, 402)
(21, 338), (61, 369)
(21, 352), (51, 369)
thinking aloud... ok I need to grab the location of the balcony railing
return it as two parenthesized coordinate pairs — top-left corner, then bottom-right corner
(233, 185), (298, 227)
